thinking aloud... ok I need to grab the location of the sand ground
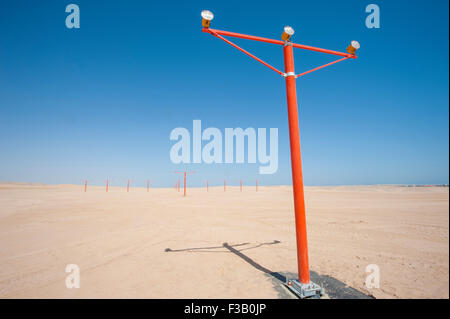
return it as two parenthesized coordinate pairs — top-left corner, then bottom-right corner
(0, 183), (448, 299)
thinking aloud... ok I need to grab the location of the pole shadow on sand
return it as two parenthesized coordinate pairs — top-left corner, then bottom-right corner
(165, 241), (373, 299)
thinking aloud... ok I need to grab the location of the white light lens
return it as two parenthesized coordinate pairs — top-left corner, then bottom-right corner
(284, 26), (295, 36)
(201, 10), (214, 21)
(351, 40), (360, 49)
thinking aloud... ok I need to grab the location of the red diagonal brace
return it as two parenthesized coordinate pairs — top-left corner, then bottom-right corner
(296, 57), (350, 78)
(208, 29), (284, 76)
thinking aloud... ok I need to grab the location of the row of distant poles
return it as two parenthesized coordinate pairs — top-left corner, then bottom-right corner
(81, 179), (150, 193)
(174, 173), (259, 196)
(81, 174), (259, 197)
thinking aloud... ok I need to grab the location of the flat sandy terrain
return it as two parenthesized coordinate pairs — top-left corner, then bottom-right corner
(0, 183), (448, 299)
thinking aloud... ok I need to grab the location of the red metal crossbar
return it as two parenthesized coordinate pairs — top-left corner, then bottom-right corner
(204, 28), (285, 46)
(203, 28), (356, 59)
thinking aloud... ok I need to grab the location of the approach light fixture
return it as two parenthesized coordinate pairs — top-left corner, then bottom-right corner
(201, 14), (358, 299)
(201, 10), (214, 28)
(281, 26), (295, 41)
(346, 40), (360, 55)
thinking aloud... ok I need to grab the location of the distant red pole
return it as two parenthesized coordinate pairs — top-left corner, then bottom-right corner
(206, 180), (209, 192)
(147, 180), (150, 192)
(240, 179), (242, 192)
(183, 172), (187, 197)
(224, 180), (226, 192)
(256, 179), (258, 192)
(106, 179), (109, 192)
(175, 171), (194, 196)
(178, 179), (180, 192)
(127, 180), (130, 193)
(84, 180), (87, 192)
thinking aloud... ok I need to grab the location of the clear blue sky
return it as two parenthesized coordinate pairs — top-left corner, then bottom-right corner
(0, 0), (448, 187)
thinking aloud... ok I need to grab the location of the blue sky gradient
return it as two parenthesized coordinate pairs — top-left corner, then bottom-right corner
(0, 0), (448, 187)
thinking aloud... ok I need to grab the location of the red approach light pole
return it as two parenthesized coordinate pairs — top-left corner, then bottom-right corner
(127, 180), (130, 193)
(175, 171), (195, 197)
(106, 179), (109, 193)
(200, 10), (359, 299)
(84, 180), (87, 193)
(223, 179), (226, 192)
(206, 180), (209, 192)
(147, 180), (150, 192)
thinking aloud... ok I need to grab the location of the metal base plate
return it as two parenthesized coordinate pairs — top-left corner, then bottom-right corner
(285, 279), (323, 299)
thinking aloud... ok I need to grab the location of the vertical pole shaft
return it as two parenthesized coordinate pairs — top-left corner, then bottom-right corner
(147, 180), (149, 192)
(240, 180), (242, 192)
(84, 180), (87, 192)
(224, 180), (226, 192)
(127, 180), (130, 193)
(106, 179), (108, 192)
(184, 172), (187, 197)
(283, 43), (310, 284)
(207, 180), (209, 192)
